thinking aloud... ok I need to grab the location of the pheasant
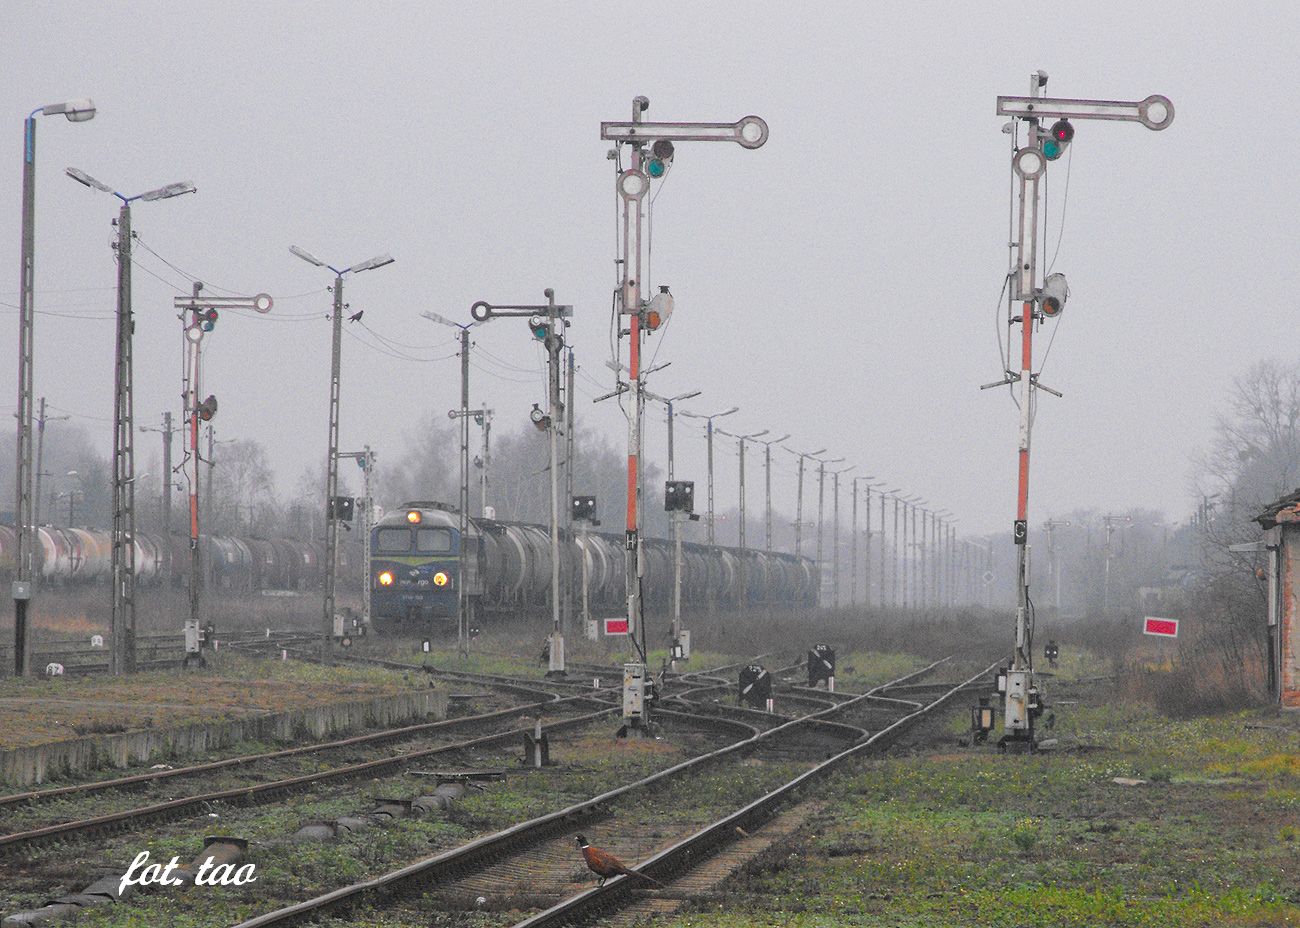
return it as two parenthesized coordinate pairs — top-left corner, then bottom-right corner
(573, 834), (664, 888)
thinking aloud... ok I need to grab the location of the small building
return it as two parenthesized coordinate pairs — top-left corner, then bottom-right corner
(1254, 490), (1300, 707)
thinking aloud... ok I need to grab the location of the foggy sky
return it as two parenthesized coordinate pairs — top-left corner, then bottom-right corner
(1, 2), (1293, 541)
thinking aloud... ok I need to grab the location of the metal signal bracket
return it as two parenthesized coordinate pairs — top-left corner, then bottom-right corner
(996, 94), (1174, 131)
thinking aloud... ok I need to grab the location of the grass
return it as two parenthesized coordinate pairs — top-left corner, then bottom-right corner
(0, 651), (428, 751)
(834, 650), (929, 688)
(658, 649), (1300, 928)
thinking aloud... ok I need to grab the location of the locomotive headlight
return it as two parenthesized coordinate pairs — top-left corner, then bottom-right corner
(433, 571), (449, 587)
(406, 510), (422, 524)
(378, 570), (394, 587)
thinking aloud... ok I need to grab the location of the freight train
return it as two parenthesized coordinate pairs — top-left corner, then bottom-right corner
(0, 524), (357, 593)
(371, 501), (818, 628)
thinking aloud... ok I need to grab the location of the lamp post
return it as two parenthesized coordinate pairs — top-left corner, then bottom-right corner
(643, 387), (701, 650)
(680, 406), (738, 616)
(814, 455), (844, 604)
(829, 464), (853, 608)
(752, 434), (788, 554)
(12, 97), (95, 677)
(718, 427), (768, 609)
(642, 388), (701, 482)
(67, 166), (194, 675)
(934, 509), (953, 608)
(289, 245), (394, 662)
(884, 489), (903, 608)
(849, 476), (880, 608)
(785, 447), (826, 563)
(901, 495), (925, 609)
(425, 311), (484, 658)
(680, 407), (739, 551)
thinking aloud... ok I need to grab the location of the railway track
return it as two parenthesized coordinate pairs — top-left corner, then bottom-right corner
(0, 656), (757, 856)
(515, 660), (999, 928)
(0, 698), (615, 857)
(223, 656), (989, 928)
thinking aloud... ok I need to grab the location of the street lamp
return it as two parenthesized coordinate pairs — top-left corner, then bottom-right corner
(679, 406), (738, 618)
(67, 166), (195, 676)
(12, 97), (96, 677)
(642, 387), (701, 481)
(884, 488), (904, 608)
(642, 386), (701, 660)
(678, 407), (739, 552)
(849, 474), (879, 609)
(290, 244), (394, 662)
(717, 427), (769, 609)
(753, 433), (789, 554)
(828, 464), (854, 608)
(785, 447), (826, 561)
(812, 455), (844, 601)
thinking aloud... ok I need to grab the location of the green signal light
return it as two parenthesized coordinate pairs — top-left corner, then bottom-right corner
(1043, 139), (1063, 160)
(647, 158), (667, 178)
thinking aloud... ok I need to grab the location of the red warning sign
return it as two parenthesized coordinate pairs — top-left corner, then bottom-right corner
(1143, 616), (1179, 638)
(603, 617), (629, 636)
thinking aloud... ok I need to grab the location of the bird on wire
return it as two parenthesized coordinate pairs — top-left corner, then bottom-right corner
(348, 309), (364, 323)
(573, 835), (664, 888)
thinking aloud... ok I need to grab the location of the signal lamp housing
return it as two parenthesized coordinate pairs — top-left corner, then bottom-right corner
(647, 139), (675, 178)
(197, 395), (218, 422)
(646, 286), (673, 332)
(665, 480), (695, 513)
(1043, 118), (1074, 160)
(1040, 273), (1070, 318)
(571, 495), (597, 523)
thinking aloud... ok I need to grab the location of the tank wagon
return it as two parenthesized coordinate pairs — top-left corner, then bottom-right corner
(371, 501), (818, 628)
(0, 524), (357, 593)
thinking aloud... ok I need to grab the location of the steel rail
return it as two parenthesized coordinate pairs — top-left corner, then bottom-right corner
(228, 658), (950, 928)
(0, 688), (581, 809)
(512, 658), (1000, 928)
(0, 702), (616, 856)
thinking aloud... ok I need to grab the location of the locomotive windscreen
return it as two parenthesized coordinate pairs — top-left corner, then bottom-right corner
(376, 528), (413, 553)
(416, 528), (453, 553)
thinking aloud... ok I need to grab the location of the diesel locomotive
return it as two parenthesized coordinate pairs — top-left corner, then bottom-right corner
(370, 501), (818, 628)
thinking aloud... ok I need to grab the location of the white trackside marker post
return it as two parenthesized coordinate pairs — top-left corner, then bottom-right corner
(982, 73), (1173, 752)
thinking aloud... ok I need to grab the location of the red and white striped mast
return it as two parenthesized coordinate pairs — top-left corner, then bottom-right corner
(984, 72), (1174, 750)
(601, 97), (768, 731)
